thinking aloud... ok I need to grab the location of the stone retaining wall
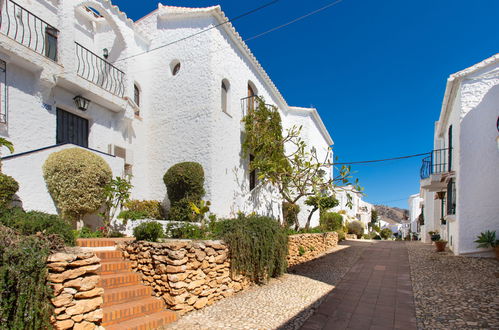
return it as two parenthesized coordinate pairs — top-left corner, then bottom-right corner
(288, 232), (339, 267)
(47, 249), (104, 330)
(120, 240), (250, 315)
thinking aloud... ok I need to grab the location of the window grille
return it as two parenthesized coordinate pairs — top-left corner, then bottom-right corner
(0, 60), (7, 124)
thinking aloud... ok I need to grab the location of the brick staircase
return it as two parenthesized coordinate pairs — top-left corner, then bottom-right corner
(77, 239), (177, 330)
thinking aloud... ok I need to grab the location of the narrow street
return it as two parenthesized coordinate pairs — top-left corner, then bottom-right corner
(301, 241), (417, 330)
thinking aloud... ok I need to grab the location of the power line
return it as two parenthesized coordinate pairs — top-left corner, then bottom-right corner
(244, 0), (344, 42)
(116, 0), (281, 63)
(332, 152), (431, 166)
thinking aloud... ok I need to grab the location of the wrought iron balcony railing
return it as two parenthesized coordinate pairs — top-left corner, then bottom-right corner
(420, 148), (452, 180)
(0, 0), (58, 61)
(240, 95), (275, 117)
(75, 42), (125, 97)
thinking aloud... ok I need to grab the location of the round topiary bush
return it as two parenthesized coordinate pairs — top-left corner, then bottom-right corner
(163, 162), (205, 221)
(42, 148), (112, 222)
(320, 212), (343, 231)
(380, 228), (393, 240)
(347, 220), (364, 238)
(0, 173), (19, 208)
(133, 221), (164, 242)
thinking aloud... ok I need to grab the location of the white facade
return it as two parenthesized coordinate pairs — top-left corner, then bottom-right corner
(0, 1), (333, 229)
(419, 54), (499, 256)
(407, 193), (423, 238)
(332, 186), (373, 230)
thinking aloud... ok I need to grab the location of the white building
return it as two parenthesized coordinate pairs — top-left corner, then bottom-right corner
(407, 193), (423, 238)
(332, 186), (373, 229)
(0, 1), (332, 228)
(418, 54), (499, 256)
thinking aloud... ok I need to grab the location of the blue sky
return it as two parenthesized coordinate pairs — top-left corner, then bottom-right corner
(114, 0), (499, 209)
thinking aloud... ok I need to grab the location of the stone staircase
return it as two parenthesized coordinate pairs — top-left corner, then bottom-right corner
(77, 239), (177, 330)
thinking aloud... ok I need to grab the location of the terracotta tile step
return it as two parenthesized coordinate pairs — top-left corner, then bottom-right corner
(102, 297), (166, 326)
(95, 250), (123, 261)
(77, 238), (117, 247)
(105, 310), (177, 330)
(99, 260), (133, 274)
(103, 284), (153, 307)
(99, 272), (140, 289)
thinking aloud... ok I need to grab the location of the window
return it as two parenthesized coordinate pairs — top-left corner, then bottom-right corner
(446, 178), (456, 215)
(247, 83), (255, 113)
(221, 80), (229, 114)
(448, 125), (453, 171)
(45, 26), (58, 62)
(171, 60), (181, 76)
(0, 60), (6, 124)
(249, 154), (256, 191)
(56, 108), (89, 147)
(134, 83), (140, 107)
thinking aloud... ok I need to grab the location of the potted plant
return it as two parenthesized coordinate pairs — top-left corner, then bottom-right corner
(474, 230), (499, 260)
(428, 230), (440, 242)
(435, 239), (447, 252)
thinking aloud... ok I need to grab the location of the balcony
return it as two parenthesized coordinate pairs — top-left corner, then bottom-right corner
(420, 148), (452, 191)
(240, 95), (275, 117)
(0, 0), (58, 62)
(75, 43), (125, 97)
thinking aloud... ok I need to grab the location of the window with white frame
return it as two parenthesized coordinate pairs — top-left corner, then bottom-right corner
(0, 60), (7, 124)
(221, 79), (229, 114)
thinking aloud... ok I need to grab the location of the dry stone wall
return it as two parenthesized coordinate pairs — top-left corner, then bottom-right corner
(288, 232), (339, 267)
(121, 240), (250, 315)
(47, 249), (104, 330)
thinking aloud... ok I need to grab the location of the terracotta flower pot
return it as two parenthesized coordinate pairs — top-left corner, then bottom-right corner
(435, 241), (447, 252)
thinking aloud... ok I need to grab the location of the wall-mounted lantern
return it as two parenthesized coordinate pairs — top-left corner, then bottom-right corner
(73, 96), (90, 111)
(103, 48), (109, 59)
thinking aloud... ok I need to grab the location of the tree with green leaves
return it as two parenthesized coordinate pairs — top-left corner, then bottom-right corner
(100, 176), (133, 235)
(304, 194), (338, 229)
(242, 98), (361, 227)
(0, 137), (14, 172)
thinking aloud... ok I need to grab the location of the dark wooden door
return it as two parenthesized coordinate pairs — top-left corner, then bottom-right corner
(56, 108), (88, 147)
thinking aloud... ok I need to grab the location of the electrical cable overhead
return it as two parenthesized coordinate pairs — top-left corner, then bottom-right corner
(116, 0), (281, 63)
(244, 0), (344, 42)
(331, 152), (431, 166)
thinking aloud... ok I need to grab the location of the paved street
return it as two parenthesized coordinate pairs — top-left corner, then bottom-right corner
(300, 241), (417, 330)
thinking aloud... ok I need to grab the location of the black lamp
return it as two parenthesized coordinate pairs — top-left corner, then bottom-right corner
(73, 96), (90, 111)
(103, 48), (109, 59)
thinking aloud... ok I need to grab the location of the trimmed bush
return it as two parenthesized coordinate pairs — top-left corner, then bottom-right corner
(0, 207), (75, 246)
(0, 173), (19, 208)
(216, 214), (288, 284)
(163, 162), (205, 221)
(43, 148), (112, 222)
(336, 229), (346, 241)
(320, 212), (343, 231)
(0, 225), (53, 329)
(133, 221), (164, 242)
(347, 220), (364, 239)
(380, 228), (393, 240)
(123, 200), (164, 219)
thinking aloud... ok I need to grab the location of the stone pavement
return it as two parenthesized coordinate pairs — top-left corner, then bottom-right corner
(300, 241), (417, 330)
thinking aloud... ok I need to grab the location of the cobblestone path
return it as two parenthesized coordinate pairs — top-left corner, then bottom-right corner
(300, 241), (417, 330)
(407, 242), (499, 329)
(164, 240), (369, 330)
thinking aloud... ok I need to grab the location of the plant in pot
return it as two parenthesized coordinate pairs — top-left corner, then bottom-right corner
(435, 239), (447, 252)
(474, 230), (499, 260)
(428, 230), (440, 242)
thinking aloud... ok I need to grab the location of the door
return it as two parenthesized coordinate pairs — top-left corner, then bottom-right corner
(56, 108), (88, 147)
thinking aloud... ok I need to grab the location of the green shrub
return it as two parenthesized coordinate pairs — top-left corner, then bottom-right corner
(43, 148), (112, 222)
(0, 207), (75, 246)
(122, 200), (164, 219)
(215, 214), (288, 284)
(163, 162), (205, 221)
(73, 227), (104, 238)
(0, 173), (19, 209)
(282, 202), (300, 227)
(0, 225), (53, 328)
(165, 222), (206, 239)
(298, 246), (306, 256)
(347, 220), (364, 238)
(373, 234), (382, 240)
(133, 221), (164, 242)
(380, 228), (393, 240)
(336, 229), (346, 241)
(320, 212), (343, 231)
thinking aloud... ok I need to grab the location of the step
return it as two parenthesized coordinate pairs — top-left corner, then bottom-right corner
(77, 238), (117, 247)
(99, 272), (141, 289)
(95, 250), (123, 261)
(102, 297), (166, 326)
(105, 310), (177, 330)
(103, 285), (153, 307)
(100, 260), (133, 275)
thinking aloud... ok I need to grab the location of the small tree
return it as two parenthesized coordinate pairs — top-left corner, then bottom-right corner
(304, 194), (338, 229)
(100, 176), (133, 235)
(347, 220), (364, 238)
(380, 228), (393, 240)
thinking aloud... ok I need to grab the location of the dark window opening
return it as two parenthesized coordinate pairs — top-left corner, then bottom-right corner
(45, 26), (58, 62)
(221, 81), (228, 113)
(247, 84), (255, 113)
(134, 84), (140, 107)
(56, 108), (88, 147)
(448, 125), (453, 171)
(249, 154), (256, 191)
(446, 179), (456, 215)
(172, 62), (181, 76)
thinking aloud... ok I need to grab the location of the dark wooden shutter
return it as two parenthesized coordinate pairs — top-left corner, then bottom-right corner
(56, 108), (88, 147)
(446, 179), (456, 215)
(448, 125), (453, 171)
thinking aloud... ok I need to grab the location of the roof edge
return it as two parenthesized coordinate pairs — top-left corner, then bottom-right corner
(288, 106), (334, 146)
